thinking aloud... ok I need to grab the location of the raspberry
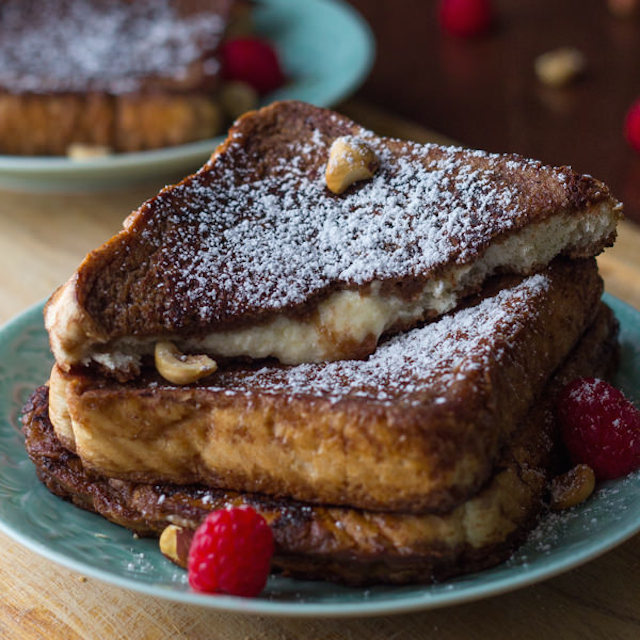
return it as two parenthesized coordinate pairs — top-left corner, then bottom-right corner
(438, 0), (493, 38)
(557, 378), (640, 480)
(187, 507), (274, 596)
(219, 38), (285, 95)
(624, 98), (640, 154)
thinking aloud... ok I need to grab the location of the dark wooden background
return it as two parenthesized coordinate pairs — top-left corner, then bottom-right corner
(348, 0), (640, 224)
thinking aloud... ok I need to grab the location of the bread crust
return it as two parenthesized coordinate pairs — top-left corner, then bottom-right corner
(49, 260), (603, 514)
(24, 302), (619, 585)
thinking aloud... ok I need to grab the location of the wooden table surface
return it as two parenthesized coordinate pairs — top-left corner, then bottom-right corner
(0, 102), (639, 639)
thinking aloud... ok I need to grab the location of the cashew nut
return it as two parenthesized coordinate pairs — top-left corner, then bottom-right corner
(159, 524), (193, 568)
(550, 464), (595, 510)
(325, 136), (379, 194)
(220, 81), (259, 120)
(66, 143), (113, 160)
(534, 48), (586, 87)
(154, 341), (217, 385)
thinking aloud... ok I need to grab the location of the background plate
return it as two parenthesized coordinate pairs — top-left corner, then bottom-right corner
(0, 295), (639, 618)
(0, 0), (374, 191)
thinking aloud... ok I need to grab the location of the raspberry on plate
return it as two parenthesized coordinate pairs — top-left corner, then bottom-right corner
(557, 378), (640, 480)
(438, 0), (493, 38)
(188, 506), (274, 597)
(220, 37), (285, 95)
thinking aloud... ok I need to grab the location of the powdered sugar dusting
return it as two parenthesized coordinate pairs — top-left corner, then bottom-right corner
(201, 273), (550, 403)
(0, 0), (226, 94)
(143, 113), (574, 325)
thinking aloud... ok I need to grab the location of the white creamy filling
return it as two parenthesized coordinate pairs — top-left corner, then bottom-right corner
(90, 282), (456, 369)
(186, 280), (458, 363)
(87, 204), (616, 370)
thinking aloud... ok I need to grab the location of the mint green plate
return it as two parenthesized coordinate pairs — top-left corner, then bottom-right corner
(0, 0), (374, 191)
(0, 295), (639, 618)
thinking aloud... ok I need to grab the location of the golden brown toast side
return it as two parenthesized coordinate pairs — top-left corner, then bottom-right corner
(44, 101), (621, 376)
(48, 259), (603, 514)
(24, 302), (619, 585)
(0, 92), (223, 155)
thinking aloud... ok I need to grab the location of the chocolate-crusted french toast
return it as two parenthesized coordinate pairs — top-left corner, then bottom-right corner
(20, 100), (626, 588)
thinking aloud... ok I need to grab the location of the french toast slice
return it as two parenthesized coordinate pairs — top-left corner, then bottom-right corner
(48, 259), (603, 514)
(0, 0), (246, 155)
(45, 101), (620, 379)
(24, 302), (619, 585)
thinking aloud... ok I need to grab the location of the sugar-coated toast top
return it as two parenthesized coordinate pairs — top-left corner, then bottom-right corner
(0, 0), (232, 94)
(64, 101), (619, 341)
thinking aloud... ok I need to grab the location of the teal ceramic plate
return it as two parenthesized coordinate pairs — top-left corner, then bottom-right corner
(0, 295), (639, 618)
(0, 0), (374, 191)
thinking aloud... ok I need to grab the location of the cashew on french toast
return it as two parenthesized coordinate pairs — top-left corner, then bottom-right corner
(45, 101), (621, 380)
(24, 301), (619, 585)
(48, 260), (603, 514)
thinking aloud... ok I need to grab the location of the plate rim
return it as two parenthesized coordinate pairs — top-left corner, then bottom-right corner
(0, 293), (638, 618)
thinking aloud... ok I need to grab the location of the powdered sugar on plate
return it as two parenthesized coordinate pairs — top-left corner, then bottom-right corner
(508, 469), (640, 567)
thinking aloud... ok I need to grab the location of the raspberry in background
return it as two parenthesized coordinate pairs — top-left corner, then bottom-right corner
(188, 506), (274, 597)
(624, 99), (640, 154)
(557, 378), (640, 480)
(438, 0), (493, 38)
(220, 37), (285, 95)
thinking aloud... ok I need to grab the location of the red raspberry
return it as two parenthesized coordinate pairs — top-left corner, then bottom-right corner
(624, 98), (640, 154)
(557, 378), (640, 480)
(188, 507), (274, 597)
(438, 0), (493, 38)
(219, 38), (285, 95)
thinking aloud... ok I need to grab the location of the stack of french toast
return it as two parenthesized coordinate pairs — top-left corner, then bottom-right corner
(22, 101), (623, 585)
